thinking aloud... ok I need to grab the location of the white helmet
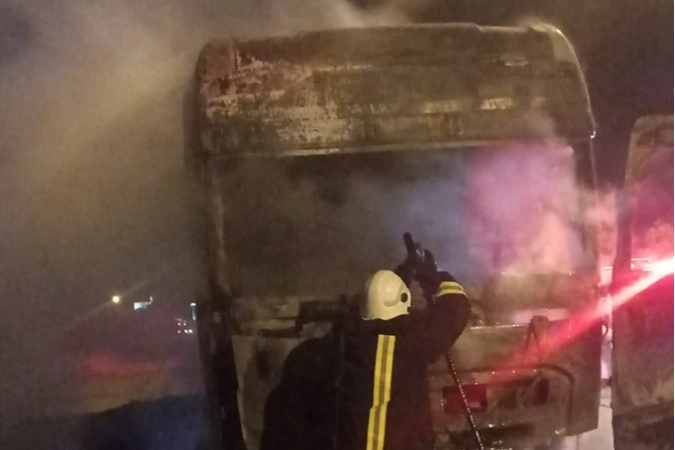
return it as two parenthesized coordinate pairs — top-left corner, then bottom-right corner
(361, 270), (411, 321)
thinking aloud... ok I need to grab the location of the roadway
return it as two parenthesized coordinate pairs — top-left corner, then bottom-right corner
(35, 337), (203, 418)
(2, 332), (616, 450)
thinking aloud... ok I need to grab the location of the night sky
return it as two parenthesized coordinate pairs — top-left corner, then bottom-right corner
(0, 0), (672, 426)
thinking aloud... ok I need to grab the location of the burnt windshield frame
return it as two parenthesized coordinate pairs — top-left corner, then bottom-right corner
(215, 141), (598, 299)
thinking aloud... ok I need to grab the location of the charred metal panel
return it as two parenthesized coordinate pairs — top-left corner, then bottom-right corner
(615, 115), (674, 272)
(231, 296), (602, 449)
(431, 321), (601, 437)
(626, 116), (674, 185)
(612, 273), (674, 450)
(612, 115), (674, 450)
(479, 273), (599, 315)
(197, 24), (594, 157)
(232, 335), (299, 449)
(194, 24), (601, 450)
(612, 275), (674, 416)
(613, 401), (674, 450)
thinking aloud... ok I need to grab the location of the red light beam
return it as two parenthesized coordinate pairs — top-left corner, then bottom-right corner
(489, 258), (674, 380)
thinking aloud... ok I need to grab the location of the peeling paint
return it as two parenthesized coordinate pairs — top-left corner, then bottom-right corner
(196, 23), (600, 450)
(196, 25), (594, 156)
(230, 294), (602, 445)
(481, 97), (515, 110)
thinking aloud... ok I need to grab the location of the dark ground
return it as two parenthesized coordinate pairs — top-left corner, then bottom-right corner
(1, 395), (209, 450)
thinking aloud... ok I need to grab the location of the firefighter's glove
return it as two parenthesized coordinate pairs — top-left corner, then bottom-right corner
(416, 270), (440, 300)
(394, 256), (418, 287)
(414, 249), (439, 299)
(419, 249), (437, 274)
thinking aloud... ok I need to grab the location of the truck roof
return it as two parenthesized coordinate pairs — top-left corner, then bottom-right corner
(196, 23), (595, 158)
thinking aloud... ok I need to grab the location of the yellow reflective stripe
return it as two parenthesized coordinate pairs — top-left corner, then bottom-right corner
(383, 336), (395, 403)
(367, 335), (385, 450)
(437, 286), (466, 296)
(377, 336), (395, 450)
(367, 335), (396, 450)
(436, 281), (466, 297)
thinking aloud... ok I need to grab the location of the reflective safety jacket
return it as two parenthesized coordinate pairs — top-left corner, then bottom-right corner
(336, 273), (471, 450)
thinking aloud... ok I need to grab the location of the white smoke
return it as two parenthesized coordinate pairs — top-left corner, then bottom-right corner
(0, 0), (411, 428)
(219, 140), (610, 308)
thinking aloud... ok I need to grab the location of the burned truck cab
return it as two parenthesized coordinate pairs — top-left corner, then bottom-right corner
(193, 24), (602, 449)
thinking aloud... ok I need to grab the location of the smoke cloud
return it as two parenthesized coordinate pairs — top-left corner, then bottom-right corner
(0, 0), (412, 429)
(220, 142), (599, 305)
(5, 0), (664, 435)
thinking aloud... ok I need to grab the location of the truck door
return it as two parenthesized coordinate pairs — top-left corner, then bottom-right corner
(611, 115), (674, 450)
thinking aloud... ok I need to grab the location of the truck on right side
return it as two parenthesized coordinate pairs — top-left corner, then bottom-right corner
(611, 115), (674, 450)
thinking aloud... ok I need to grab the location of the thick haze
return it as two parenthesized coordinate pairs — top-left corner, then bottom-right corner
(0, 0), (672, 432)
(221, 145), (587, 301)
(0, 0), (407, 427)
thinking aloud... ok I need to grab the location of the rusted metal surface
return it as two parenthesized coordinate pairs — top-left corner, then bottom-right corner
(613, 400), (674, 450)
(611, 274), (674, 442)
(230, 284), (604, 438)
(612, 115), (674, 449)
(229, 297), (602, 449)
(615, 115), (674, 273)
(626, 116), (674, 185)
(194, 23), (601, 450)
(612, 277), (674, 418)
(479, 273), (599, 316)
(197, 24), (594, 157)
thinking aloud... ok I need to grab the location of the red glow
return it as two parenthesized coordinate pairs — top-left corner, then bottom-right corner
(79, 352), (177, 377)
(490, 258), (674, 380)
(643, 257), (675, 277)
(443, 384), (488, 415)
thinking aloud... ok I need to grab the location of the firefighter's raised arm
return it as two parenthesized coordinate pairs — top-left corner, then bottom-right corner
(417, 270), (471, 363)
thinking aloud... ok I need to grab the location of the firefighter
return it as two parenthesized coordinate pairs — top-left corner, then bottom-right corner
(335, 265), (471, 450)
